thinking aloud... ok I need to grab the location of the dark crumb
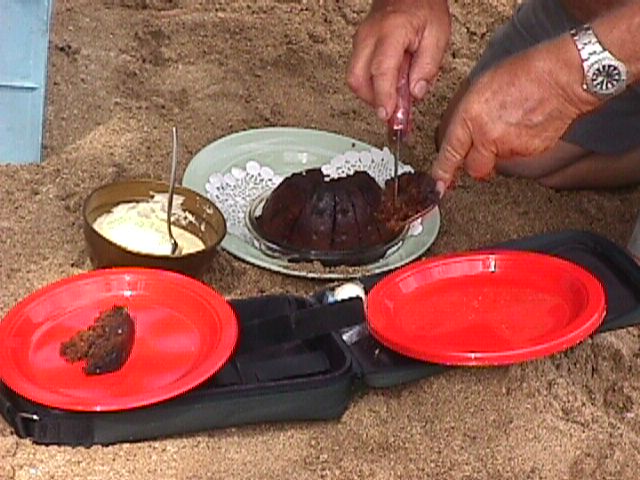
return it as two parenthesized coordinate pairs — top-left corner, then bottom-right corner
(60, 305), (136, 375)
(377, 171), (440, 231)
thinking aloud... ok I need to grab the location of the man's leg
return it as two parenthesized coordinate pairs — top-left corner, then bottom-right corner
(498, 143), (640, 190)
(629, 213), (640, 264)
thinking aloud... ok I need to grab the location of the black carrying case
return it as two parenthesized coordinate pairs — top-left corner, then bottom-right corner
(2, 230), (640, 446)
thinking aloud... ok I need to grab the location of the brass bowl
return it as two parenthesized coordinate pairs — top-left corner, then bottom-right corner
(83, 179), (226, 279)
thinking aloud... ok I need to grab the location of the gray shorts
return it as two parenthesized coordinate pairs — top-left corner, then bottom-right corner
(469, 0), (640, 155)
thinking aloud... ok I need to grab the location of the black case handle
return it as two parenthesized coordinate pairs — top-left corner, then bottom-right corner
(236, 297), (365, 352)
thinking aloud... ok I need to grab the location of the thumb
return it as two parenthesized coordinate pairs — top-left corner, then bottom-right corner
(432, 119), (472, 190)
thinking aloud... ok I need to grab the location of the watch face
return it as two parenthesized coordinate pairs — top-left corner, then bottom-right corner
(586, 58), (627, 96)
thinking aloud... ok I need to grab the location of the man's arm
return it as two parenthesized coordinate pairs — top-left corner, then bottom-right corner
(432, 2), (640, 191)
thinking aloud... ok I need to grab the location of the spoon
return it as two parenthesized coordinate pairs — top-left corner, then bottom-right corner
(167, 126), (181, 256)
(377, 171), (440, 232)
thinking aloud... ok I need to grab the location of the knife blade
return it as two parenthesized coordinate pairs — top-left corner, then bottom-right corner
(387, 53), (413, 207)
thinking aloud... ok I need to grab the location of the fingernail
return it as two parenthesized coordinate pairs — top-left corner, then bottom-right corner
(413, 80), (429, 99)
(435, 180), (446, 198)
(376, 107), (388, 121)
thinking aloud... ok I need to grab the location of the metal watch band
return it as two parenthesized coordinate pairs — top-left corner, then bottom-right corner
(570, 24), (605, 63)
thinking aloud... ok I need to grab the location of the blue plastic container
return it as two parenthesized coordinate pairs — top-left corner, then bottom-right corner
(0, 0), (54, 164)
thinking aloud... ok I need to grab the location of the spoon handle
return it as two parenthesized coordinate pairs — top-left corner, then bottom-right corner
(167, 127), (179, 254)
(169, 127), (178, 211)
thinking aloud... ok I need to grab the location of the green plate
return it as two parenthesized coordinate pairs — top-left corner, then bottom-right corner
(183, 127), (441, 280)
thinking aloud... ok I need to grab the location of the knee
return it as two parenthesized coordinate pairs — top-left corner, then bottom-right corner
(534, 175), (568, 190)
(494, 158), (567, 189)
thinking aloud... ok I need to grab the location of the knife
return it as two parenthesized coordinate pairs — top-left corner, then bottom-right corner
(387, 53), (413, 207)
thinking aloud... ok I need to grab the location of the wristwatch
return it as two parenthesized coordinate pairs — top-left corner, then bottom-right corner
(570, 24), (628, 99)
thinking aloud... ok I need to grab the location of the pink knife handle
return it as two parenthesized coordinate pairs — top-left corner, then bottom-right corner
(388, 53), (412, 142)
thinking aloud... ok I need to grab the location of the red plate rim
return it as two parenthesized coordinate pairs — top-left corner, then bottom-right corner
(0, 267), (239, 411)
(366, 250), (607, 366)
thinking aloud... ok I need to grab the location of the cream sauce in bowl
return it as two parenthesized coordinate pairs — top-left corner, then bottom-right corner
(93, 193), (205, 256)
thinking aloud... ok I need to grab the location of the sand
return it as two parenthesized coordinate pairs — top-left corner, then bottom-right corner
(1, 0), (640, 478)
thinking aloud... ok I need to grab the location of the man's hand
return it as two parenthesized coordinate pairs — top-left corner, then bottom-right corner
(347, 0), (451, 121)
(432, 35), (600, 191)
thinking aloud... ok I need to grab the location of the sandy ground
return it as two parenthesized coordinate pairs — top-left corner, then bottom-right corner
(1, 0), (640, 478)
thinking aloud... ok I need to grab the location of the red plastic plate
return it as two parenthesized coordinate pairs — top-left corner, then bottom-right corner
(0, 268), (239, 411)
(366, 251), (606, 365)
